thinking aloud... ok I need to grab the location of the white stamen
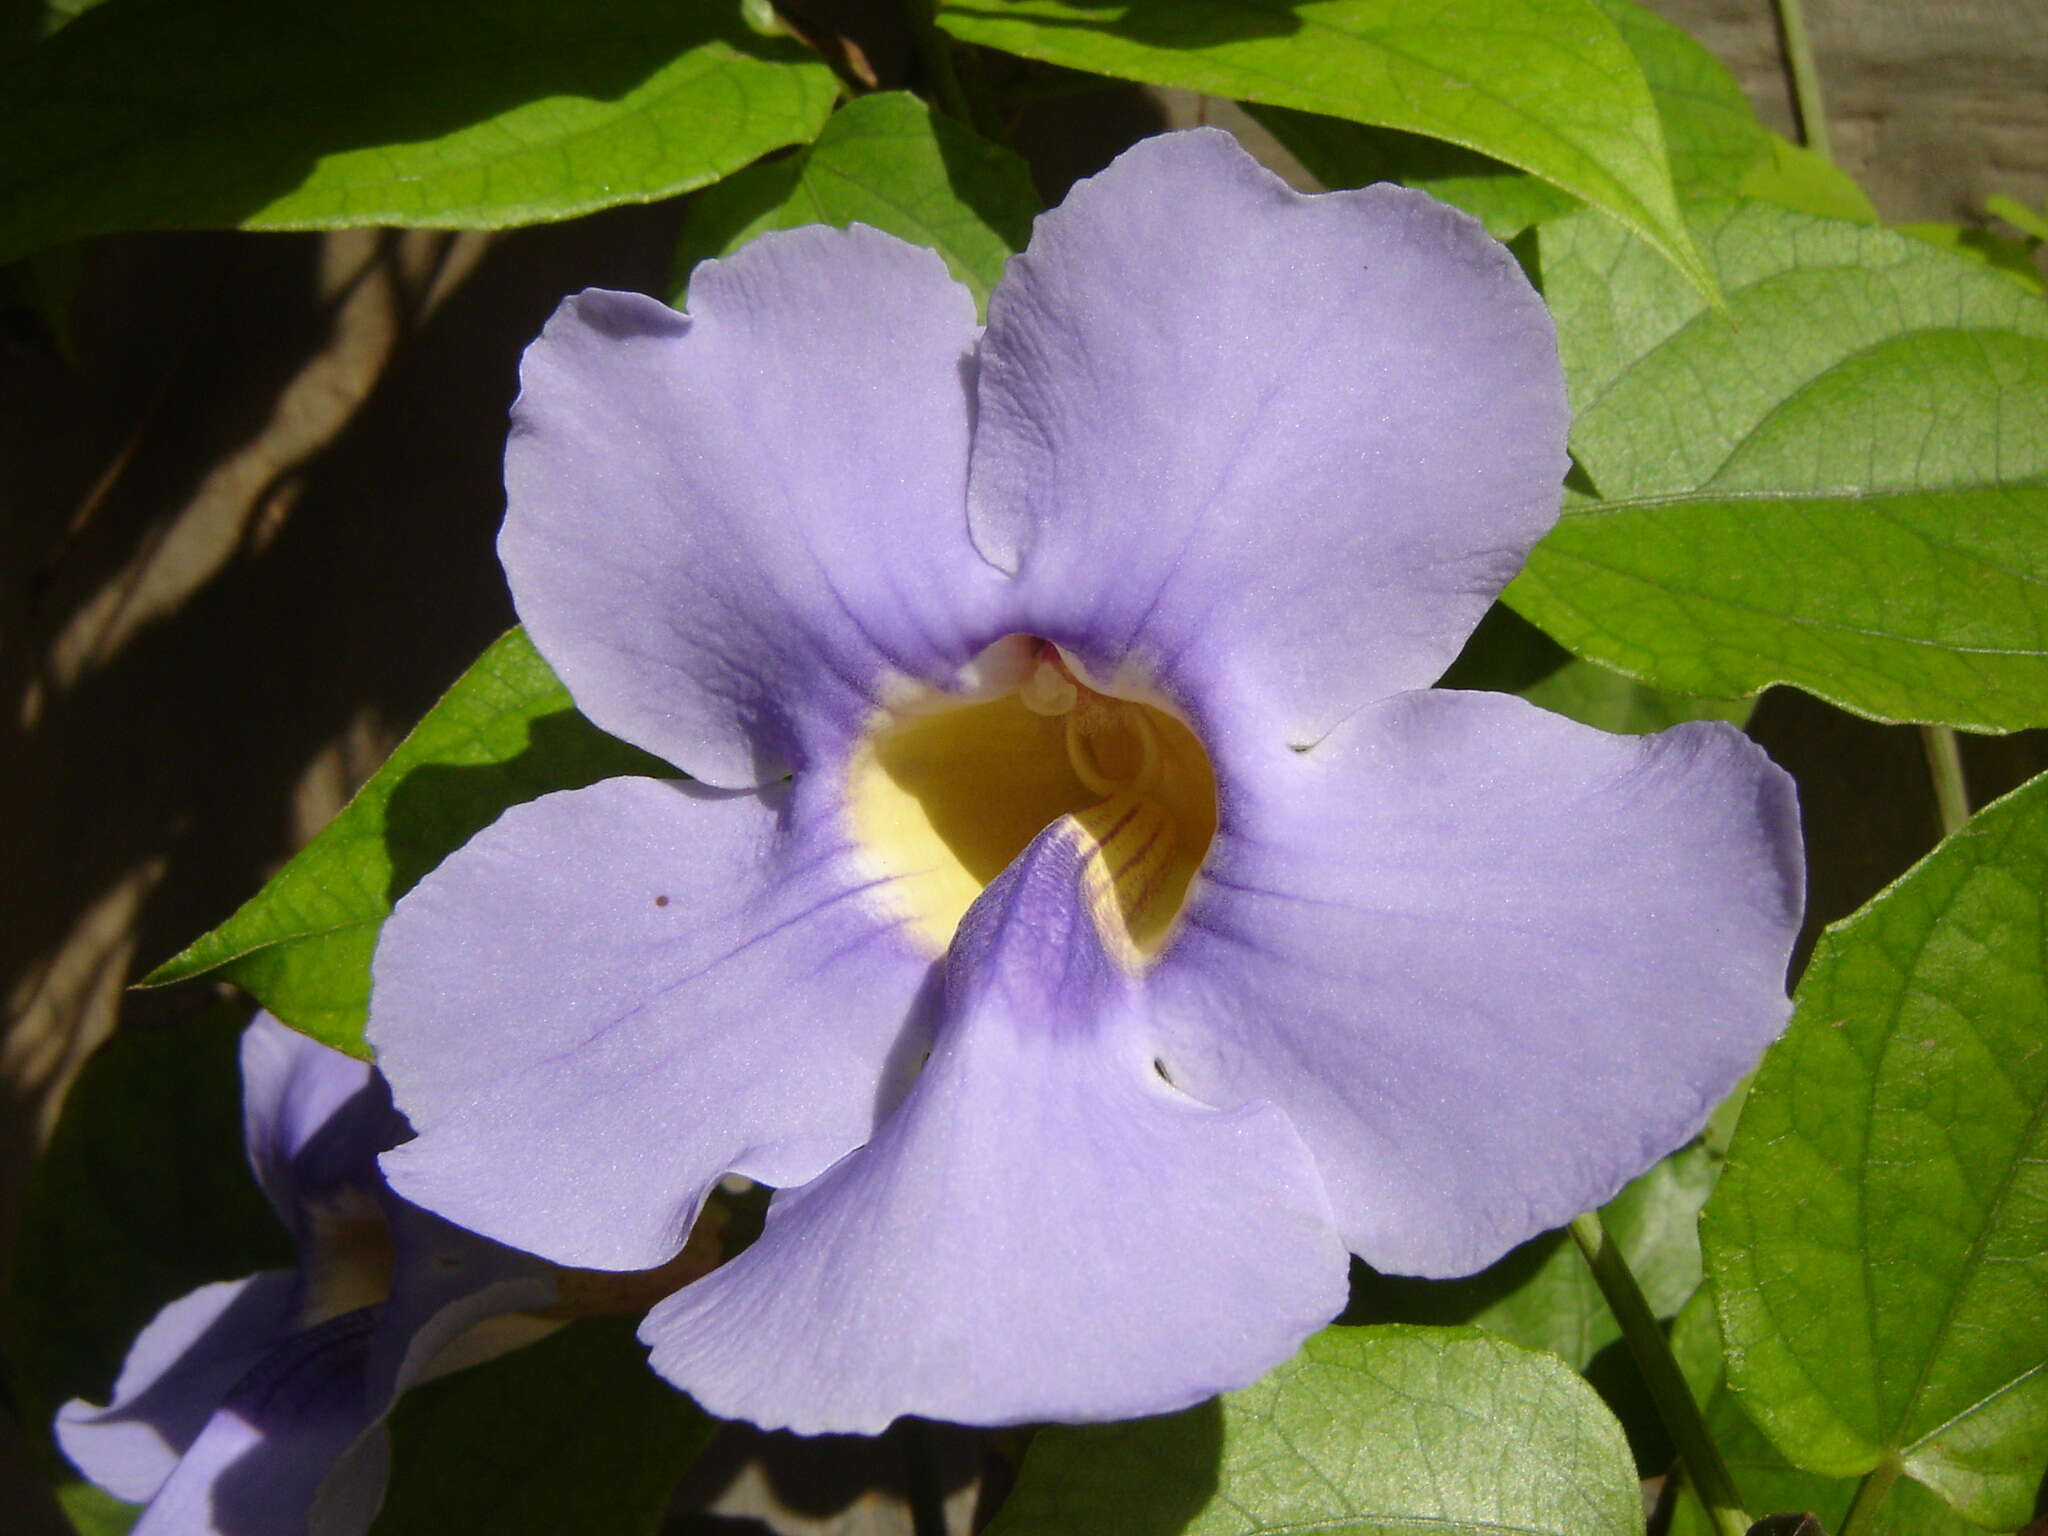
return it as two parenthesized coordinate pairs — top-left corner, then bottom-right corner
(1019, 658), (1080, 717)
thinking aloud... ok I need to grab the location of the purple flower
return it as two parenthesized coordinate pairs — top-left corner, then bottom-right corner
(57, 1015), (559, 1535)
(367, 129), (1803, 1434)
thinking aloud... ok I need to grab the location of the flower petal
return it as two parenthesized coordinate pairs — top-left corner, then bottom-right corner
(641, 819), (1348, 1434)
(969, 129), (1569, 744)
(371, 775), (933, 1270)
(1152, 690), (1803, 1278)
(125, 1309), (381, 1536)
(502, 228), (1011, 788)
(240, 1014), (401, 1246)
(57, 1271), (300, 1504)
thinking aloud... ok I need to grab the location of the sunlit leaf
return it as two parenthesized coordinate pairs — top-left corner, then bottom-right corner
(1512, 200), (2048, 730)
(0, 0), (838, 262)
(1986, 194), (2048, 245)
(1252, 0), (1762, 244)
(1736, 133), (1878, 222)
(939, 0), (1714, 299)
(1896, 222), (2045, 294)
(1588, 0), (1763, 200)
(142, 629), (666, 1058)
(673, 91), (1038, 313)
(1701, 771), (2048, 1529)
(988, 1326), (1644, 1536)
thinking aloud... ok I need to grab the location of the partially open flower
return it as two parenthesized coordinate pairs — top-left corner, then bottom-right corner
(56, 1016), (559, 1535)
(368, 129), (1803, 1435)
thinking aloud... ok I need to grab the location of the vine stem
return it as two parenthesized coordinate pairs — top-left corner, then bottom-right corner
(1771, 0), (1833, 162)
(1838, 1457), (1904, 1536)
(1777, 0), (1977, 839)
(1567, 1213), (1751, 1536)
(1921, 725), (1972, 836)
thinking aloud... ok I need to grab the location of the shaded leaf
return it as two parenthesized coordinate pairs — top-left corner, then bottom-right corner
(1511, 200), (2048, 731)
(1701, 771), (2048, 1529)
(1348, 1143), (1716, 1368)
(0, 0), (838, 262)
(143, 629), (668, 1058)
(938, 0), (1714, 299)
(673, 90), (1038, 313)
(988, 1326), (1644, 1536)
(1251, 104), (1579, 241)
(1442, 602), (1754, 733)
(371, 1320), (714, 1536)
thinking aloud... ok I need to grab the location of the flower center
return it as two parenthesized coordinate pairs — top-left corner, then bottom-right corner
(846, 638), (1218, 967)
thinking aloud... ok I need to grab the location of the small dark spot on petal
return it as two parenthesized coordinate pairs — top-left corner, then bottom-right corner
(1153, 1057), (1173, 1085)
(654, 895), (670, 907)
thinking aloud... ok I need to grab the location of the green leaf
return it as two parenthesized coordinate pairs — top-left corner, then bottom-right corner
(1251, 0), (1761, 243)
(673, 91), (1039, 314)
(1986, 194), (2048, 245)
(4, 1005), (289, 1438)
(1521, 658), (1754, 735)
(54, 1482), (139, 1536)
(1442, 603), (1755, 733)
(142, 629), (668, 1058)
(1665, 1297), (1985, 1536)
(0, 0), (838, 263)
(1736, 133), (1879, 222)
(988, 1326), (1645, 1536)
(1700, 770), (2048, 1529)
(1250, 104), (1580, 241)
(1510, 200), (2048, 731)
(1588, 0), (1765, 201)
(1347, 1143), (1717, 1474)
(1349, 1144), (1715, 1370)
(938, 0), (1715, 300)
(1896, 222), (2046, 295)
(371, 1319), (713, 1536)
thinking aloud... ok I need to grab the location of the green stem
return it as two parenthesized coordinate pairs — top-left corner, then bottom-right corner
(1568, 1213), (1750, 1536)
(1920, 725), (1971, 836)
(1838, 1456), (1904, 1536)
(1773, 0), (1833, 161)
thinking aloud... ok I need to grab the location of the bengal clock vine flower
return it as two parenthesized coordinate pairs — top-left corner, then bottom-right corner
(56, 1015), (560, 1536)
(367, 128), (1804, 1435)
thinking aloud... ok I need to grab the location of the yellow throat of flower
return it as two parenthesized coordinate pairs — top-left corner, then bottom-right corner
(846, 640), (1218, 968)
